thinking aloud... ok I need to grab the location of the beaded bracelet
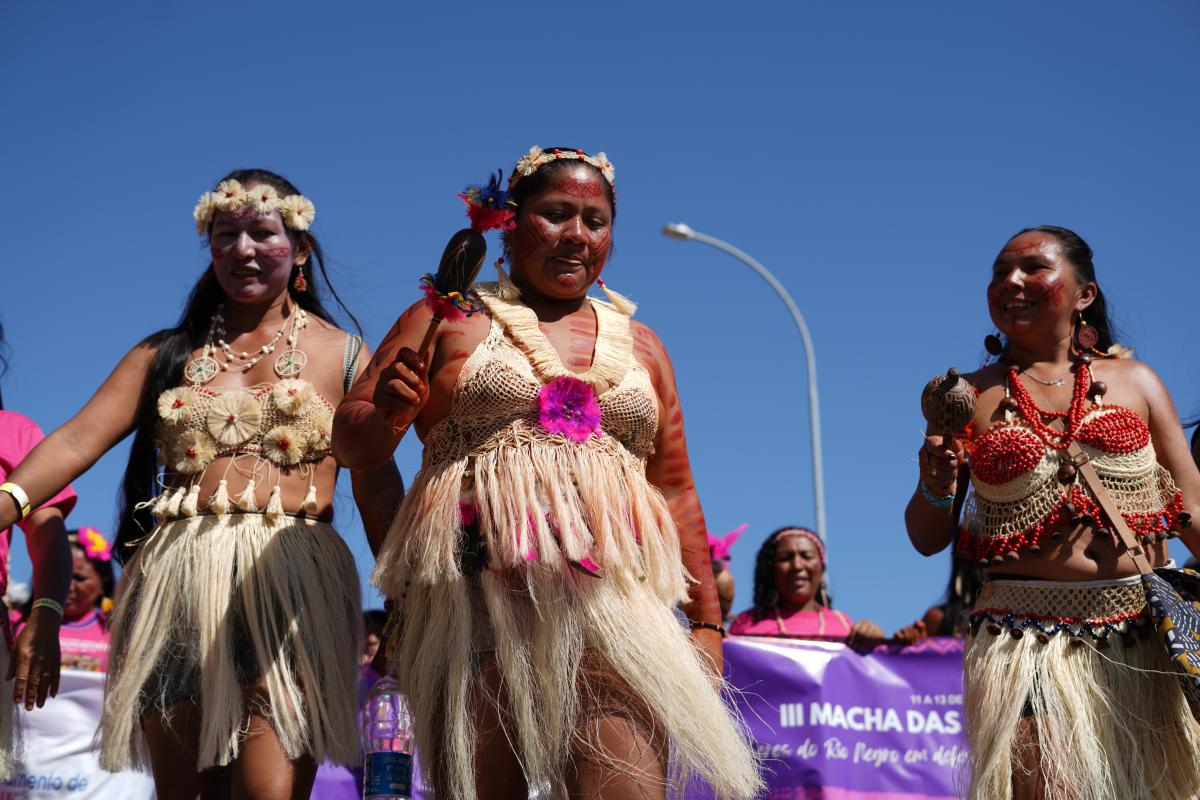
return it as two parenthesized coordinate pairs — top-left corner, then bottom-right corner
(689, 620), (727, 638)
(919, 480), (955, 509)
(31, 598), (64, 616)
(0, 481), (31, 521)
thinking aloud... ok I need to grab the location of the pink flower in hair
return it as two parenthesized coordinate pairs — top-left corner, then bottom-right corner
(79, 526), (112, 562)
(537, 377), (602, 443)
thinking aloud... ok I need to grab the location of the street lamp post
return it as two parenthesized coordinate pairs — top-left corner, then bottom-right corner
(662, 223), (827, 542)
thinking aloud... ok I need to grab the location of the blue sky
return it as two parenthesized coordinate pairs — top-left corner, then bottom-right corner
(3, 2), (1198, 633)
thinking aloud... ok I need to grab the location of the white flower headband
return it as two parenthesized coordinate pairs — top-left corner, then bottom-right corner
(192, 179), (316, 235)
(510, 146), (616, 191)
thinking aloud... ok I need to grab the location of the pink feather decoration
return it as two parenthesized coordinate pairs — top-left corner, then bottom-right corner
(708, 522), (748, 563)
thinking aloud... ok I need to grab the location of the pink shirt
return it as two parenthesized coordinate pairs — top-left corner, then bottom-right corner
(0, 411), (77, 599)
(729, 606), (855, 639)
(58, 608), (109, 672)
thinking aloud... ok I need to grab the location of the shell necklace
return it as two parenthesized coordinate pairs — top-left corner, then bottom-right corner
(774, 604), (827, 637)
(184, 304), (309, 385)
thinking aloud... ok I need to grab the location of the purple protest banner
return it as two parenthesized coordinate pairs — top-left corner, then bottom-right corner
(688, 636), (967, 800)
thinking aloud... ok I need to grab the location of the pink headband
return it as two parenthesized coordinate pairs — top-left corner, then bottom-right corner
(770, 527), (825, 564)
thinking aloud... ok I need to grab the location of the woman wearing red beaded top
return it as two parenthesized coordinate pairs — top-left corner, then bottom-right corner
(905, 226), (1200, 800)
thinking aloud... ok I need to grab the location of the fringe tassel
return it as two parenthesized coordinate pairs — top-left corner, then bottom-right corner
(152, 491), (171, 522)
(597, 278), (637, 316)
(391, 567), (762, 800)
(102, 514), (362, 772)
(495, 265), (520, 300)
(180, 483), (201, 518)
(209, 480), (231, 516)
(235, 480), (258, 512)
(965, 627), (1200, 799)
(165, 486), (186, 519)
(265, 485), (284, 522)
(301, 484), (318, 515)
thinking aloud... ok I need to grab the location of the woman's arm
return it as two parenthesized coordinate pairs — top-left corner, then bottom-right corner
(341, 340), (406, 555)
(8, 505), (70, 709)
(1135, 360), (1200, 561)
(635, 322), (723, 674)
(333, 301), (433, 471)
(0, 341), (156, 533)
(904, 430), (968, 556)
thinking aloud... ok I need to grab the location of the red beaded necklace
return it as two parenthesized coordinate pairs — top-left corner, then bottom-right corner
(1007, 363), (1092, 450)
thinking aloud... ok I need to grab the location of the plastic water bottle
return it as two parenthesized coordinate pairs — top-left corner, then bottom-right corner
(362, 674), (415, 800)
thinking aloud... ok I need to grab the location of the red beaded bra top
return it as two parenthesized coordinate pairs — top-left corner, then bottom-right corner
(958, 363), (1184, 565)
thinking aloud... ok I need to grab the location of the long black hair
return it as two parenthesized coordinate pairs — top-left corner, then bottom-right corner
(113, 168), (359, 563)
(750, 526), (833, 621)
(936, 556), (983, 636)
(986, 225), (1119, 362)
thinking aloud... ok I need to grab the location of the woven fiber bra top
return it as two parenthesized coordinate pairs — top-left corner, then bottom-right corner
(155, 379), (335, 476)
(960, 374), (1183, 565)
(421, 283), (660, 467)
(375, 282), (688, 592)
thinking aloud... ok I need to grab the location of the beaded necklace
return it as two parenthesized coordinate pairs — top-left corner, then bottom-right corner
(1007, 363), (1092, 450)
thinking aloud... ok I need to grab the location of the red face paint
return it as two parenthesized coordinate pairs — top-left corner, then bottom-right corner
(262, 247), (291, 259)
(553, 174), (605, 198)
(511, 214), (555, 265)
(1026, 273), (1067, 309)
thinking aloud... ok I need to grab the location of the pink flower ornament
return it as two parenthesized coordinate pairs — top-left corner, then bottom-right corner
(79, 526), (112, 562)
(537, 377), (602, 443)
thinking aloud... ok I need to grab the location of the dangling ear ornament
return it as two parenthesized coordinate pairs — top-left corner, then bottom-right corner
(495, 260), (520, 300)
(984, 333), (1004, 357)
(293, 269), (308, 293)
(1076, 318), (1099, 350)
(596, 277), (637, 317)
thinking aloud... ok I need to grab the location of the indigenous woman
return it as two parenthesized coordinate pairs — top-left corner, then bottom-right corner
(904, 226), (1200, 800)
(0, 169), (402, 799)
(728, 526), (886, 653)
(57, 527), (116, 672)
(0, 404), (76, 778)
(335, 147), (761, 799)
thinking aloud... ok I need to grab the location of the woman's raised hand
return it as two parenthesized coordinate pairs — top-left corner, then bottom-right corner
(372, 347), (429, 432)
(919, 434), (964, 498)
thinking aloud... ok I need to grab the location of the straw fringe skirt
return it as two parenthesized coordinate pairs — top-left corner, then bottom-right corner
(100, 513), (361, 772)
(385, 564), (763, 800)
(965, 575), (1200, 800)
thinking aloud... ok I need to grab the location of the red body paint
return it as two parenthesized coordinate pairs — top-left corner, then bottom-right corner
(263, 247), (292, 259)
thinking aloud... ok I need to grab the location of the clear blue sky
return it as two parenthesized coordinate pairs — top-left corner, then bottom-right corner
(3, 3), (1198, 633)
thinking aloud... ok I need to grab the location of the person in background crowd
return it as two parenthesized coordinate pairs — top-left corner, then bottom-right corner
(0, 321), (77, 779)
(361, 609), (387, 667)
(58, 527), (115, 672)
(729, 526), (886, 653)
(905, 226), (1200, 799)
(0, 170), (403, 799)
(709, 523), (747, 625)
(894, 555), (983, 642)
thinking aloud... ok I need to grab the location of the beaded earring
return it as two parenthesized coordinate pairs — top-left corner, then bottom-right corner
(984, 333), (1004, 357)
(293, 268), (308, 293)
(1075, 317), (1099, 350)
